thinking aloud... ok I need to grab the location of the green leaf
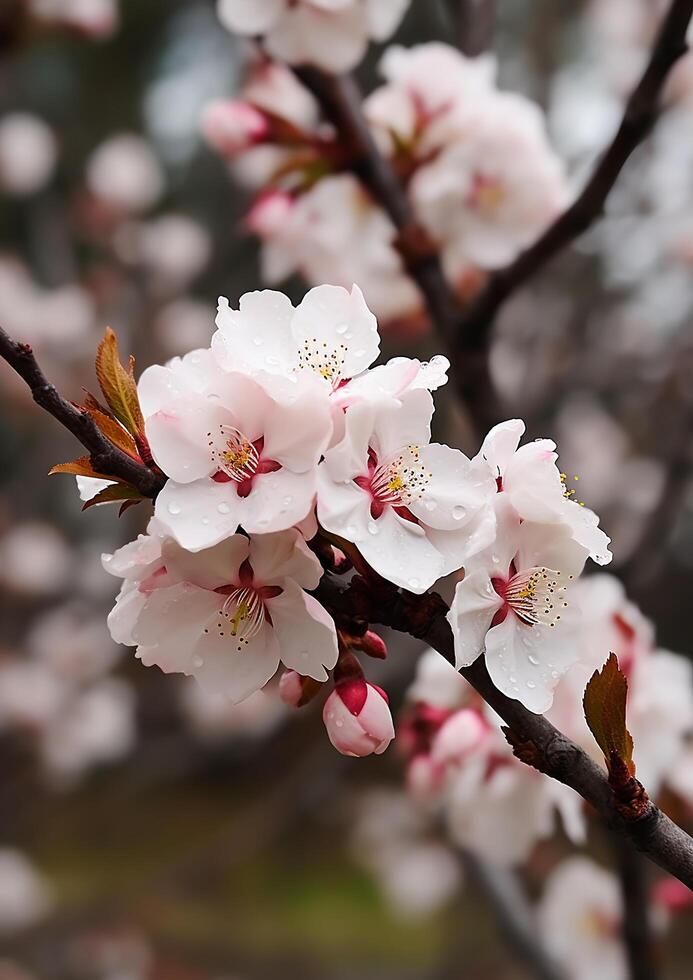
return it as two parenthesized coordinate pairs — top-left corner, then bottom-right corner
(95, 327), (145, 440)
(583, 653), (635, 776)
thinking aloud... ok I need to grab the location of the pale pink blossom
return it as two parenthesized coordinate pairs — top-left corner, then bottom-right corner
(200, 100), (270, 157)
(180, 683), (285, 741)
(138, 346), (331, 551)
(217, 0), (410, 73)
(323, 680), (395, 756)
(411, 92), (568, 277)
(104, 526), (338, 703)
(318, 389), (496, 592)
(447, 497), (588, 712)
(474, 418), (612, 565)
(430, 709), (486, 766)
(29, 0), (119, 38)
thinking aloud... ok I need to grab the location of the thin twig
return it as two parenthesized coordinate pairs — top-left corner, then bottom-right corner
(0, 325), (164, 498)
(316, 573), (693, 889)
(612, 836), (660, 980)
(462, 852), (565, 980)
(455, 0), (693, 352)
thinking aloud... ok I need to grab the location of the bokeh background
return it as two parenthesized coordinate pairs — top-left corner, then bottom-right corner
(1, 1), (693, 977)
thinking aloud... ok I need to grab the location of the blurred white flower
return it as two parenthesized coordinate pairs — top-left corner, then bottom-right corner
(180, 683), (285, 741)
(116, 215), (211, 293)
(0, 850), (52, 934)
(27, 605), (120, 682)
(29, 0), (119, 38)
(153, 298), (215, 357)
(0, 523), (72, 597)
(0, 114), (58, 197)
(537, 857), (626, 980)
(86, 134), (164, 213)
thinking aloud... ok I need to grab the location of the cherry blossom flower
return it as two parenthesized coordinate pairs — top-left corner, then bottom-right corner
(200, 100), (270, 158)
(401, 651), (585, 865)
(104, 526), (338, 703)
(411, 92), (568, 277)
(29, 0), (119, 38)
(139, 347), (331, 551)
(86, 134), (164, 214)
(317, 389), (496, 592)
(365, 43), (495, 157)
(323, 679), (395, 757)
(212, 283), (381, 399)
(249, 176), (420, 324)
(474, 418), (612, 565)
(447, 497), (589, 711)
(537, 858), (626, 980)
(216, 0), (411, 73)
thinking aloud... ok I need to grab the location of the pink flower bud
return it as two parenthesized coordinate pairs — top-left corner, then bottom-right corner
(246, 190), (294, 238)
(278, 669), (322, 708)
(431, 709), (486, 766)
(653, 877), (693, 914)
(323, 680), (395, 757)
(200, 100), (269, 157)
(407, 753), (444, 801)
(354, 630), (388, 660)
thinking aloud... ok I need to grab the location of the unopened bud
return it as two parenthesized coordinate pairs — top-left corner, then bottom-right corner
(353, 630), (388, 660)
(246, 190), (294, 238)
(279, 669), (323, 708)
(200, 100), (270, 157)
(323, 680), (395, 757)
(431, 709), (486, 766)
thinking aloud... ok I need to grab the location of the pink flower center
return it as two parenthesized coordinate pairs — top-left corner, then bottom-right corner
(208, 560), (282, 652)
(208, 428), (281, 497)
(354, 446), (430, 521)
(492, 566), (569, 628)
(467, 172), (504, 212)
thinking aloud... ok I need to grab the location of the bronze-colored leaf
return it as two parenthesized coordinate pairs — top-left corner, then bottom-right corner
(82, 482), (145, 511)
(49, 456), (113, 480)
(82, 404), (139, 459)
(95, 327), (145, 439)
(82, 389), (115, 418)
(583, 653), (635, 776)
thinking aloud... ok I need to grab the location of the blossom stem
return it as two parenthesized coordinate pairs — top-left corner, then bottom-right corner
(0, 323), (165, 499)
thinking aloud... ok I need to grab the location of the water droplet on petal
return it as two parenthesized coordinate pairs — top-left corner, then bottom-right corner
(253, 337), (263, 347)
(424, 499), (437, 512)
(526, 680), (536, 689)
(528, 655), (540, 666)
(368, 521), (379, 535)
(409, 577), (420, 590)
(452, 505), (467, 521)
(201, 517), (210, 526)
(283, 496), (293, 507)
(217, 502), (231, 515)
(335, 322), (348, 335)
(168, 502), (181, 515)
(192, 655), (204, 668)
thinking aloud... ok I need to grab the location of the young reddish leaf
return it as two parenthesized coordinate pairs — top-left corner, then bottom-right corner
(82, 482), (144, 512)
(82, 404), (139, 459)
(49, 456), (113, 480)
(95, 327), (145, 439)
(82, 389), (115, 419)
(583, 653), (635, 776)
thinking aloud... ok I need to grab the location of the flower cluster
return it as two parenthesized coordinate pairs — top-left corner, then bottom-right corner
(201, 41), (568, 325)
(98, 283), (610, 754)
(217, 0), (411, 73)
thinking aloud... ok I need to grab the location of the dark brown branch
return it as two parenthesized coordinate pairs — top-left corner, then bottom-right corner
(0, 325), (164, 499)
(316, 573), (693, 889)
(455, 0), (693, 351)
(446, 0), (497, 57)
(612, 836), (660, 980)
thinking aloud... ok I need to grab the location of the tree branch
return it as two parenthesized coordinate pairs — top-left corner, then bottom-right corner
(612, 835), (660, 980)
(461, 852), (565, 980)
(0, 325), (165, 499)
(445, 0), (497, 57)
(454, 0), (693, 352)
(316, 573), (693, 890)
